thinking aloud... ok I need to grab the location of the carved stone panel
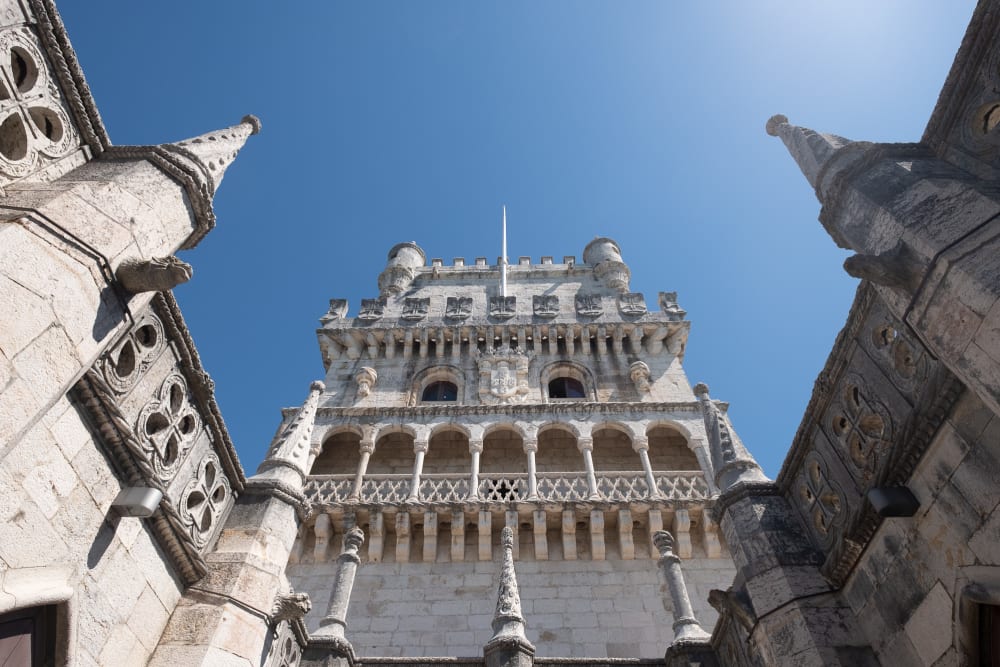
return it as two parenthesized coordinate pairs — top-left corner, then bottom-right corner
(319, 298), (348, 324)
(658, 291), (686, 320)
(617, 292), (647, 315)
(826, 375), (894, 486)
(401, 297), (430, 321)
(489, 296), (516, 319)
(796, 453), (846, 547)
(532, 295), (558, 318)
(575, 293), (603, 317)
(445, 296), (472, 320)
(358, 298), (385, 321)
(136, 373), (201, 481)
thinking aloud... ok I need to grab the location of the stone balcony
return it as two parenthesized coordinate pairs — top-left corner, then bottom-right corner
(305, 470), (711, 507)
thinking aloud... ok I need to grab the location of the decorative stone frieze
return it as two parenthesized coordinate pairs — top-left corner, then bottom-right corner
(532, 294), (559, 317)
(575, 293), (603, 317)
(618, 292), (647, 315)
(446, 296), (473, 320)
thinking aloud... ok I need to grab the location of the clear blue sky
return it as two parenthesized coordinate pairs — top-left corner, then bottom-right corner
(59, 2), (975, 477)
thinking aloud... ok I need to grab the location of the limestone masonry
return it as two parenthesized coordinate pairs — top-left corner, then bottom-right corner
(1, 1), (1000, 666)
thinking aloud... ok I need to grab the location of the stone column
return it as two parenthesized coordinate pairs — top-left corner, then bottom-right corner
(349, 437), (375, 501)
(632, 435), (661, 499)
(577, 437), (601, 500)
(484, 527), (535, 667)
(524, 438), (539, 500)
(408, 437), (429, 502)
(653, 530), (710, 643)
(308, 527), (366, 665)
(469, 438), (483, 500)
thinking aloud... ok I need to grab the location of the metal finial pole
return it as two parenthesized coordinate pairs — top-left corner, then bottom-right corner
(501, 205), (508, 298)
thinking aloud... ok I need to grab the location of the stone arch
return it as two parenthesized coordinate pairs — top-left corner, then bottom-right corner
(536, 422), (583, 472)
(539, 360), (597, 402)
(311, 428), (363, 475)
(424, 425), (471, 474)
(645, 423), (700, 471)
(592, 423), (640, 472)
(408, 364), (465, 405)
(368, 426), (416, 475)
(480, 425), (525, 474)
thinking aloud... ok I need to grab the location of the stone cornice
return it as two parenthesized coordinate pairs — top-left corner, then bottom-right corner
(312, 400), (710, 421)
(318, 316), (690, 335)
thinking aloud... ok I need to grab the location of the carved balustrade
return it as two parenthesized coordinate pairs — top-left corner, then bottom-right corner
(305, 471), (709, 506)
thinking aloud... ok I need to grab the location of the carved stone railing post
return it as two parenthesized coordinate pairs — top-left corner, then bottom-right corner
(524, 438), (539, 500)
(349, 437), (375, 501)
(469, 439), (483, 500)
(632, 436), (661, 499)
(484, 527), (535, 667)
(408, 438), (429, 501)
(577, 437), (601, 500)
(653, 530), (710, 644)
(314, 527), (365, 645)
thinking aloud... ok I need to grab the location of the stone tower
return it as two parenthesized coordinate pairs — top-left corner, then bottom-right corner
(286, 237), (737, 659)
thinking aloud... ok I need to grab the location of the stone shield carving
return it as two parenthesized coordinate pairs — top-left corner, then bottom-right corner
(358, 298), (385, 321)
(476, 346), (531, 404)
(575, 294), (603, 317)
(532, 295), (558, 317)
(446, 296), (473, 320)
(489, 296), (516, 319)
(618, 292), (647, 315)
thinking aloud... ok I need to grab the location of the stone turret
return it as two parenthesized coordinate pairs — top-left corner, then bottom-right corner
(378, 241), (426, 296)
(583, 236), (630, 291)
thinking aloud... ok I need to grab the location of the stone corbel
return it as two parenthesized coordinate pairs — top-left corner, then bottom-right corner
(629, 360), (652, 393)
(354, 367), (377, 399)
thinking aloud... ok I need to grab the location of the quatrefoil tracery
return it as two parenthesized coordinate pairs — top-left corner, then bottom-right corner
(181, 456), (230, 547)
(136, 374), (200, 479)
(0, 27), (77, 179)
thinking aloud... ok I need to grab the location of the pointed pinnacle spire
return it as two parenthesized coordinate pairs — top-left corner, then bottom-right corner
(765, 114), (862, 193)
(167, 114), (261, 194)
(488, 527), (533, 649)
(693, 383), (769, 493)
(255, 380), (324, 484)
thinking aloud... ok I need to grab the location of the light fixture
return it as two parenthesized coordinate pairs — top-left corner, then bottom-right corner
(111, 487), (163, 518)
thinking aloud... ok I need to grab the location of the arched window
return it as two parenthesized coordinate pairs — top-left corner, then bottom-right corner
(421, 380), (458, 402)
(548, 377), (585, 399)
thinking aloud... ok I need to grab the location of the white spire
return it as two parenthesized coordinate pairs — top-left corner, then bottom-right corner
(501, 205), (508, 298)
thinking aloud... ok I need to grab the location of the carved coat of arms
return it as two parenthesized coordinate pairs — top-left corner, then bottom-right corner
(358, 298), (385, 321)
(618, 292), (646, 316)
(489, 296), (516, 319)
(401, 297), (430, 321)
(446, 296), (473, 320)
(533, 295), (559, 318)
(575, 293), (603, 317)
(475, 346), (531, 404)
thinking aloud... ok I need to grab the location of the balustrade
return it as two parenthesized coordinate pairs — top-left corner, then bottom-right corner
(305, 471), (709, 505)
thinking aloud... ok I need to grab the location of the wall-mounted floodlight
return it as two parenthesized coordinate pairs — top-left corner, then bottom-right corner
(867, 486), (920, 517)
(111, 487), (163, 518)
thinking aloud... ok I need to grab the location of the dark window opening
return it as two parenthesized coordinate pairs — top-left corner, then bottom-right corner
(422, 381), (458, 402)
(981, 604), (1000, 667)
(0, 604), (57, 667)
(549, 377), (585, 399)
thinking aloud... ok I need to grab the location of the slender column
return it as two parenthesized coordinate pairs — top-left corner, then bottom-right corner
(395, 512), (411, 563)
(315, 527), (366, 641)
(403, 330), (413, 359)
(590, 509), (605, 560)
(369, 510), (384, 562)
(468, 439), (483, 500)
(524, 438), (539, 500)
(566, 325), (576, 355)
(597, 325), (608, 357)
(419, 329), (429, 358)
(435, 329), (445, 357)
(350, 437), (375, 501)
(423, 510), (438, 562)
(612, 325), (624, 355)
(546, 327), (556, 355)
(577, 437), (600, 500)
(631, 436), (661, 499)
(517, 326), (526, 350)
(533, 509), (548, 560)
(452, 327), (463, 360)
(407, 438), (428, 501)
(501, 327), (510, 348)
(653, 530), (710, 642)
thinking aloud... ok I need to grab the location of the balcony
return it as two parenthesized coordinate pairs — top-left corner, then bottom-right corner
(305, 471), (711, 506)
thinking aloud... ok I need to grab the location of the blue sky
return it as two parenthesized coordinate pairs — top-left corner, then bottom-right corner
(59, 2), (975, 476)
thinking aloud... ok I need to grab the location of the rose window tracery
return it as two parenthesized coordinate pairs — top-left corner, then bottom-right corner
(0, 27), (78, 180)
(136, 374), (200, 479)
(181, 455), (230, 547)
(798, 458), (843, 539)
(830, 381), (891, 480)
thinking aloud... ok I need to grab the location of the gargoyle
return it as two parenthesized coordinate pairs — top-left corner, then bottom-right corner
(116, 256), (193, 293)
(708, 586), (757, 633)
(272, 589), (312, 624)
